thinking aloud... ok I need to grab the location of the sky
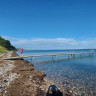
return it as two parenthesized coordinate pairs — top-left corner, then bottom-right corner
(0, 0), (96, 49)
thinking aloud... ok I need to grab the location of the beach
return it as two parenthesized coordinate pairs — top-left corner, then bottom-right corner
(0, 51), (73, 96)
(0, 52), (55, 96)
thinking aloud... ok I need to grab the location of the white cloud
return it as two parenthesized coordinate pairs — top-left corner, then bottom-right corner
(1, 35), (96, 49)
(1, 35), (20, 41)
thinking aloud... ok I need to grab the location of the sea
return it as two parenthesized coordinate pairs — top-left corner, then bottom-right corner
(17, 49), (96, 96)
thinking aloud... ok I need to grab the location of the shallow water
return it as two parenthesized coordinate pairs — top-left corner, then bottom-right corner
(17, 49), (96, 95)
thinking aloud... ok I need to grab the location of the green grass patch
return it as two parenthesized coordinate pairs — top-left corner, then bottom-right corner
(0, 46), (8, 54)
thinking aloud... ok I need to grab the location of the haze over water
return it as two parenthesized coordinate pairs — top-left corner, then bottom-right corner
(17, 49), (96, 95)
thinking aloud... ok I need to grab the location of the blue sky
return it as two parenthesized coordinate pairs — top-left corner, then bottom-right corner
(0, 0), (96, 49)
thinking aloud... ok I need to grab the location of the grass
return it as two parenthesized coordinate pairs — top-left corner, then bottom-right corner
(0, 46), (8, 54)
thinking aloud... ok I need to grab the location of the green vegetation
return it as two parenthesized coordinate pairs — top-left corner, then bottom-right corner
(0, 36), (17, 51)
(0, 46), (8, 53)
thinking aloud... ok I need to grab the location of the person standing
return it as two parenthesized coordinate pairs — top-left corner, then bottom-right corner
(20, 48), (23, 57)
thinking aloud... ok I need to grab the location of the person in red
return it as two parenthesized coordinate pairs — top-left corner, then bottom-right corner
(20, 48), (23, 57)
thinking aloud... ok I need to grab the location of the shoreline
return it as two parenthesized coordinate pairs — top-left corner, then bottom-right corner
(0, 51), (73, 96)
(0, 51), (54, 96)
(0, 51), (64, 96)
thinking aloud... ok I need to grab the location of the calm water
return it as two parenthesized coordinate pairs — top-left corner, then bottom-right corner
(17, 49), (96, 95)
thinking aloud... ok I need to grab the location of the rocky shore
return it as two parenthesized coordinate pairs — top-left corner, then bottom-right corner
(0, 52), (73, 96)
(0, 52), (55, 96)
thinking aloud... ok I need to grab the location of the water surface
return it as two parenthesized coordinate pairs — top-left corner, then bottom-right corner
(17, 49), (96, 95)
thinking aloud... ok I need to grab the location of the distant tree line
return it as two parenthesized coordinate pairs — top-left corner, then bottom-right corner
(0, 36), (17, 51)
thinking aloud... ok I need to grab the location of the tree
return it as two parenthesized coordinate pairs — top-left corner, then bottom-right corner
(0, 36), (17, 51)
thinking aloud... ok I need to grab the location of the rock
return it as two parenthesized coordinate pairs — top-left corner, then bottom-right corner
(3, 79), (8, 82)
